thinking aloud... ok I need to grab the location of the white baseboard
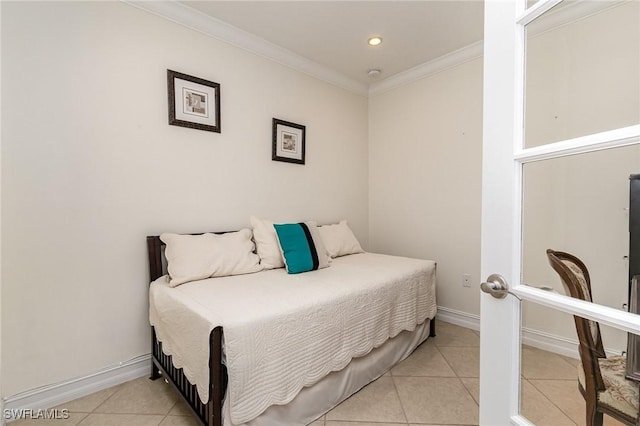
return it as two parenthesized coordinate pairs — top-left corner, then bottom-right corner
(436, 306), (481, 332)
(520, 327), (580, 359)
(2, 354), (151, 418)
(436, 305), (580, 359)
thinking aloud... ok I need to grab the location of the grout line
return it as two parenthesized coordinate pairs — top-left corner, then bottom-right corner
(89, 380), (128, 415)
(459, 378), (480, 406)
(526, 379), (580, 426)
(434, 343), (461, 379)
(434, 343), (480, 414)
(72, 412), (90, 425)
(389, 375), (410, 425)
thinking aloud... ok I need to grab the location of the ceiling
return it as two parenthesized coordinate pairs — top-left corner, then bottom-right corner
(180, 1), (485, 86)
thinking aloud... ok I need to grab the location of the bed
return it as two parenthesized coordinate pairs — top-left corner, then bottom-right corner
(147, 227), (437, 426)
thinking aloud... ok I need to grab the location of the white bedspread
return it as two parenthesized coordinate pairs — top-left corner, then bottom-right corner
(149, 253), (437, 425)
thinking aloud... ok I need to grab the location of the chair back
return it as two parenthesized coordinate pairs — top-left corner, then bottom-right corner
(546, 249), (606, 393)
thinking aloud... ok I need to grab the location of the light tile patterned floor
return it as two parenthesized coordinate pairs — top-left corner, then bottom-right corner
(11, 320), (626, 425)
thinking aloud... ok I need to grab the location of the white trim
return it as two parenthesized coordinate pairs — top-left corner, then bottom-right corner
(121, 0), (368, 97)
(367, 0), (619, 98)
(524, 0), (628, 36)
(367, 41), (484, 97)
(511, 414), (536, 426)
(437, 306), (582, 356)
(121, 0), (624, 99)
(521, 326), (579, 359)
(517, 0), (563, 27)
(480, 0), (523, 421)
(438, 306), (580, 356)
(2, 355), (150, 414)
(515, 125), (640, 163)
(436, 305), (624, 360)
(512, 286), (640, 336)
(436, 306), (481, 331)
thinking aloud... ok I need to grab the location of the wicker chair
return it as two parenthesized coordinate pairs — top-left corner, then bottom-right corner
(546, 249), (639, 426)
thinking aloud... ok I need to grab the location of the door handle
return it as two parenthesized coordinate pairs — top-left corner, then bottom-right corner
(481, 274), (509, 299)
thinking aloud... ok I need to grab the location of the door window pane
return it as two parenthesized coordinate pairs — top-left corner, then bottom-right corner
(522, 145), (640, 313)
(520, 301), (640, 425)
(525, 2), (639, 148)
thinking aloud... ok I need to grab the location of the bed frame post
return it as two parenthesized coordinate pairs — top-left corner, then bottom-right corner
(210, 327), (224, 426)
(148, 236), (163, 381)
(149, 327), (161, 380)
(429, 317), (436, 337)
(147, 236), (163, 282)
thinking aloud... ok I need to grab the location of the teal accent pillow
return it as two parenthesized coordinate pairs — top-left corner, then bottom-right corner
(273, 222), (330, 274)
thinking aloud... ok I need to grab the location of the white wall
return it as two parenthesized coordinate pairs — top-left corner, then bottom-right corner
(1, 2), (368, 396)
(368, 58), (484, 316)
(522, 1), (640, 352)
(369, 2), (639, 352)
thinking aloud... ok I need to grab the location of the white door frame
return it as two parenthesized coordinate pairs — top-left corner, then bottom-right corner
(479, 0), (640, 424)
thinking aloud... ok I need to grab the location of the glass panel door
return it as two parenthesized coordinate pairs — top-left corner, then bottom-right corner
(479, 0), (640, 424)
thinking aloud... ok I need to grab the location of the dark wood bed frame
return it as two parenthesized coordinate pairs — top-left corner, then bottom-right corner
(147, 235), (225, 426)
(146, 233), (436, 426)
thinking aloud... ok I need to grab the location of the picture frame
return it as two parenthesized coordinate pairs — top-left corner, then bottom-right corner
(272, 118), (306, 164)
(167, 69), (220, 133)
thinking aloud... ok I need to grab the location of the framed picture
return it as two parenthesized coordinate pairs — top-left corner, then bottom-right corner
(272, 118), (306, 164)
(167, 69), (220, 133)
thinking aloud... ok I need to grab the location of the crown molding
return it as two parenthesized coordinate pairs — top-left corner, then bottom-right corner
(124, 0), (626, 99)
(526, 0), (628, 38)
(122, 0), (369, 97)
(368, 40), (484, 97)
(369, 0), (627, 97)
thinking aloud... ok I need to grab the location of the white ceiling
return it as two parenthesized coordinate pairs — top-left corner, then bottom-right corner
(180, 1), (485, 85)
(128, 0), (610, 95)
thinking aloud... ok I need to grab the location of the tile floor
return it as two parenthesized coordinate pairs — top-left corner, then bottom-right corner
(11, 320), (626, 426)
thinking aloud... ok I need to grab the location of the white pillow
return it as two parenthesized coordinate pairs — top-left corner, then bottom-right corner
(318, 220), (364, 258)
(250, 216), (285, 269)
(160, 229), (263, 287)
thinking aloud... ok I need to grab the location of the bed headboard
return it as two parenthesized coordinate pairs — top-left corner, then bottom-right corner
(146, 235), (165, 283)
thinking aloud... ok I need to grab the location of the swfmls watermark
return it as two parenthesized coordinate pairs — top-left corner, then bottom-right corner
(3, 408), (70, 421)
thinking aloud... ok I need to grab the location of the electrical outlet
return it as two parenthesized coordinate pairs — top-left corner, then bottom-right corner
(462, 274), (471, 287)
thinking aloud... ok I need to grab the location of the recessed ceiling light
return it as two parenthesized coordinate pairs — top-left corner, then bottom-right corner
(367, 69), (382, 78)
(367, 36), (383, 47)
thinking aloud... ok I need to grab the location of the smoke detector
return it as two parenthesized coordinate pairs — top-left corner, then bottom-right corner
(367, 68), (382, 78)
